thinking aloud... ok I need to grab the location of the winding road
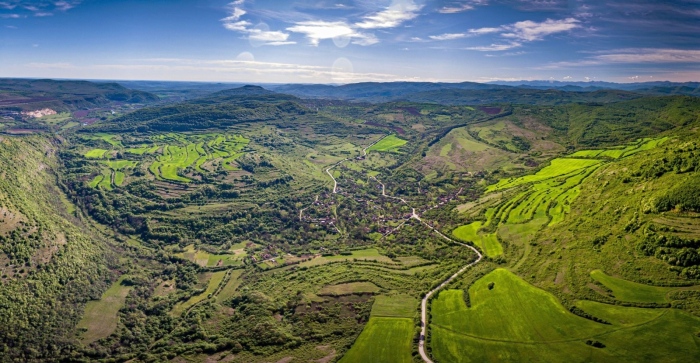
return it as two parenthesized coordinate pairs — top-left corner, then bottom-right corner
(325, 159), (347, 194)
(315, 136), (483, 363)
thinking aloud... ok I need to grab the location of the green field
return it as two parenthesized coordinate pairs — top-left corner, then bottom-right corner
(452, 221), (502, 257)
(368, 134), (407, 153)
(84, 149), (108, 158)
(590, 270), (672, 303)
(430, 269), (700, 363)
(487, 158), (602, 192)
(338, 317), (414, 363)
(318, 281), (380, 295)
(216, 270), (244, 302)
(171, 270), (227, 316)
(77, 276), (131, 343)
(371, 294), (418, 318)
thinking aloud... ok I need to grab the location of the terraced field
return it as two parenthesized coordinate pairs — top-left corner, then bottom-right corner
(83, 132), (250, 187)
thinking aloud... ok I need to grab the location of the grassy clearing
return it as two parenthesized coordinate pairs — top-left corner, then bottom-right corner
(38, 112), (72, 124)
(318, 281), (380, 296)
(216, 270), (244, 302)
(368, 134), (407, 153)
(590, 270), (672, 303)
(452, 221), (502, 257)
(430, 268), (700, 363)
(84, 149), (108, 159)
(371, 294), (418, 318)
(77, 276), (131, 344)
(171, 270), (227, 316)
(338, 317), (414, 363)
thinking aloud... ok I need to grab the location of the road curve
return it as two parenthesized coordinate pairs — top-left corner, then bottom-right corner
(320, 137), (483, 362)
(326, 159), (347, 194)
(417, 219), (483, 363)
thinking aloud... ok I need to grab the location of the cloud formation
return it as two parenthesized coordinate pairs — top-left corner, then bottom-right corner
(221, 1), (295, 46)
(0, 0), (80, 17)
(460, 17), (580, 51)
(429, 33), (468, 41)
(355, 0), (422, 29)
(287, 20), (378, 46)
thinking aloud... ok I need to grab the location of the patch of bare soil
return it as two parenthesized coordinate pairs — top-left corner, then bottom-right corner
(315, 346), (336, 363)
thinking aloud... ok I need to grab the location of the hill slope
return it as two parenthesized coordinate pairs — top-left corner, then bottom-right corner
(0, 136), (113, 360)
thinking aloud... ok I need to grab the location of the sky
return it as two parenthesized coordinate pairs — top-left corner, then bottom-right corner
(1, 0), (699, 84)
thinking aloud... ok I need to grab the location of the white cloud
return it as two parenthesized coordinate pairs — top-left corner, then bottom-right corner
(429, 33), (468, 41)
(468, 27), (500, 35)
(466, 42), (521, 51)
(438, 4), (473, 13)
(595, 48), (700, 63)
(542, 48), (700, 69)
(249, 29), (293, 45)
(464, 18), (579, 51)
(0, 13), (19, 18)
(287, 20), (378, 46)
(220, 5), (294, 46)
(54, 1), (77, 11)
(223, 20), (251, 32)
(222, 7), (245, 22)
(355, 0), (422, 29)
(34, 12), (52, 16)
(502, 18), (580, 41)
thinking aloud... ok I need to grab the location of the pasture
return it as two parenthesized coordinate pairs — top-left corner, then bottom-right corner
(371, 294), (418, 318)
(338, 317), (414, 363)
(77, 276), (131, 344)
(318, 281), (380, 296)
(368, 134), (407, 153)
(171, 270), (227, 316)
(590, 270), (672, 303)
(452, 221), (502, 257)
(430, 269), (700, 363)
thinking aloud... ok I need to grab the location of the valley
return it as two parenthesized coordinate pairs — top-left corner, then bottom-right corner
(1, 79), (699, 363)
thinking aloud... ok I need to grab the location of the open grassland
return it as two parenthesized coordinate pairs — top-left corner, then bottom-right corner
(84, 149), (108, 159)
(430, 269), (700, 363)
(371, 294), (418, 318)
(452, 221), (502, 257)
(590, 270), (673, 303)
(338, 317), (414, 363)
(368, 134), (407, 153)
(569, 137), (669, 160)
(171, 270), (227, 316)
(77, 276), (131, 344)
(216, 269), (244, 302)
(318, 281), (380, 296)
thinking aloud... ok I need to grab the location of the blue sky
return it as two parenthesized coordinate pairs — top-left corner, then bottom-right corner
(1, 0), (699, 83)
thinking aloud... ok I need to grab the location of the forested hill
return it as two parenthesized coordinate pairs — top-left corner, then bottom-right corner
(0, 136), (114, 360)
(87, 86), (316, 133)
(0, 79), (159, 111)
(268, 81), (647, 105)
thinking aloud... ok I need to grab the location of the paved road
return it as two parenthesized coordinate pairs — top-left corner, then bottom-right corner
(319, 137), (483, 363)
(417, 220), (483, 363)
